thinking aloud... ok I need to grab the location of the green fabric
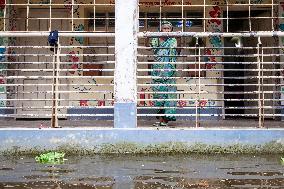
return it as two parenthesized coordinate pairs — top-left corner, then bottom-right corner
(150, 37), (177, 121)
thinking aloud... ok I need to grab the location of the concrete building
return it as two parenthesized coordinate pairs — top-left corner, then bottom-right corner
(0, 0), (284, 153)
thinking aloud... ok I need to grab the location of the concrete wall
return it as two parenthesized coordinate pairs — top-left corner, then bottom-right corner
(0, 128), (284, 154)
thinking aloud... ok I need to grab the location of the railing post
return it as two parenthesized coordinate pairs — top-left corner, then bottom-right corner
(114, 0), (138, 128)
(51, 43), (60, 128)
(195, 37), (200, 128)
(279, 1), (284, 121)
(257, 37), (264, 128)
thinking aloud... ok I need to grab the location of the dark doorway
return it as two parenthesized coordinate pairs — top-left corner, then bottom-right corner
(224, 38), (245, 116)
(223, 11), (246, 117)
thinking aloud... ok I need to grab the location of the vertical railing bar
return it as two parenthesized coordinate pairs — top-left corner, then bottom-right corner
(71, 0), (74, 31)
(51, 40), (60, 128)
(93, 0), (96, 32)
(182, 0), (184, 32)
(49, 0), (52, 31)
(272, 0), (274, 31)
(198, 38), (202, 127)
(55, 41), (60, 127)
(27, 0), (30, 31)
(257, 38), (260, 127)
(104, 10), (107, 31)
(203, 0), (206, 32)
(249, 0), (251, 32)
(261, 43), (265, 128)
(221, 45), (225, 120)
(226, 0), (229, 32)
(15, 24), (19, 116)
(195, 37), (200, 127)
(3, 0), (6, 31)
(22, 38), (26, 111)
(272, 1), (279, 125)
(106, 12), (109, 32)
(51, 46), (56, 127)
(257, 37), (263, 128)
(159, 0), (162, 28)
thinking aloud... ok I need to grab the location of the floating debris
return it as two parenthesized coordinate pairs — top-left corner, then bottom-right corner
(35, 152), (67, 164)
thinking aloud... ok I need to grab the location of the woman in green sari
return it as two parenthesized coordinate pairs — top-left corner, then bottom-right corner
(150, 21), (177, 126)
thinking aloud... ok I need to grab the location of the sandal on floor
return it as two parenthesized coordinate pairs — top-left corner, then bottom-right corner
(153, 122), (160, 127)
(153, 122), (168, 127)
(159, 122), (168, 127)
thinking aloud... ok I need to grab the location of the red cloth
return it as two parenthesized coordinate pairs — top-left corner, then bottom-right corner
(0, 0), (5, 10)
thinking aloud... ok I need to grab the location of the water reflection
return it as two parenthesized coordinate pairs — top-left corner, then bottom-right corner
(0, 154), (283, 189)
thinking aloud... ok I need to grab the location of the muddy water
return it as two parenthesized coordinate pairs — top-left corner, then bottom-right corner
(0, 154), (283, 189)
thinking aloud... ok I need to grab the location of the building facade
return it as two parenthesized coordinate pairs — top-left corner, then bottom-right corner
(0, 0), (283, 128)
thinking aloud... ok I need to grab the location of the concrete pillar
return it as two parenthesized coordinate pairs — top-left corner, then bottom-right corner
(114, 0), (138, 128)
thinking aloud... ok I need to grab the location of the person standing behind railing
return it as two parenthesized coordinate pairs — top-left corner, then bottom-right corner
(150, 21), (177, 127)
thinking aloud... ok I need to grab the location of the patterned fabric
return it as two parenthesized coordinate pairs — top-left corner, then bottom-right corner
(150, 37), (177, 121)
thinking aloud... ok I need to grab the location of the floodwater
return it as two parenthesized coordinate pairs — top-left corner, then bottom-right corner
(0, 154), (283, 189)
